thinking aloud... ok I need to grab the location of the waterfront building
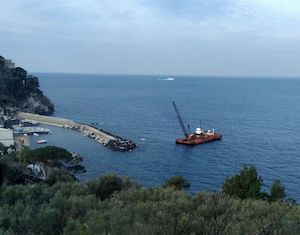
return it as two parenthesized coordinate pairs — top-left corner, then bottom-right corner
(14, 135), (30, 150)
(0, 128), (14, 147)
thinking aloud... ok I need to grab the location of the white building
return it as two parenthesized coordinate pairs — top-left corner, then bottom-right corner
(0, 128), (14, 147)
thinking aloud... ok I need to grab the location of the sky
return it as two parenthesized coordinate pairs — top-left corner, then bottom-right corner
(0, 0), (300, 77)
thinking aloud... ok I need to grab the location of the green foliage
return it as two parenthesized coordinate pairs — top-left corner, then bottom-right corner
(0, 175), (299, 235)
(269, 179), (286, 202)
(191, 193), (239, 235)
(0, 159), (298, 235)
(0, 142), (8, 155)
(87, 174), (138, 200)
(0, 55), (54, 114)
(16, 146), (30, 162)
(0, 155), (25, 185)
(163, 175), (191, 190)
(0, 163), (3, 187)
(46, 168), (76, 186)
(17, 146), (72, 163)
(222, 165), (267, 200)
(3, 149), (83, 187)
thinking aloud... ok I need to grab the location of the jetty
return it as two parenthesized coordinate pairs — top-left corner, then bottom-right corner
(17, 112), (136, 151)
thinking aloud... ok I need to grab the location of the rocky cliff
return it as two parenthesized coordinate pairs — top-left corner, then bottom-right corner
(0, 55), (54, 115)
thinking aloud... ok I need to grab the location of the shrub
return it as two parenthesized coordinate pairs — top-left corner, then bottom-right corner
(269, 179), (286, 202)
(222, 165), (267, 200)
(163, 175), (191, 190)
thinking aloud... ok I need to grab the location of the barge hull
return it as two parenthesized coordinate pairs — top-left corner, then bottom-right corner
(176, 133), (222, 145)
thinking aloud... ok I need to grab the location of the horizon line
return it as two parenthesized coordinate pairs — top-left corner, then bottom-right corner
(31, 71), (300, 79)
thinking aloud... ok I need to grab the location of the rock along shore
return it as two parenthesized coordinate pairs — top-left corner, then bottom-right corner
(17, 112), (136, 152)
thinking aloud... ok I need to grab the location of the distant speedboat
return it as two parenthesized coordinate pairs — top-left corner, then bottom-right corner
(158, 77), (175, 81)
(33, 133), (39, 136)
(36, 139), (47, 144)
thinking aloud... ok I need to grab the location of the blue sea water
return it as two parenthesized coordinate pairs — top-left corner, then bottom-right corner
(33, 73), (300, 200)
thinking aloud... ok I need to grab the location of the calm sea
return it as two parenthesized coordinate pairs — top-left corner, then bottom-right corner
(33, 73), (300, 200)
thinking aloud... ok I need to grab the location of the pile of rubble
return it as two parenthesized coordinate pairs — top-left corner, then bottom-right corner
(107, 138), (137, 152)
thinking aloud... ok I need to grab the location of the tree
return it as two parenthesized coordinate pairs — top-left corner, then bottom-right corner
(193, 193), (236, 235)
(269, 180), (286, 202)
(222, 165), (266, 200)
(46, 168), (76, 186)
(0, 155), (25, 185)
(88, 174), (124, 200)
(0, 54), (54, 114)
(0, 171), (300, 234)
(0, 163), (3, 187)
(163, 176), (191, 190)
(17, 146), (72, 163)
(16, 146), (30, 162)
(0, 142), (8, 154)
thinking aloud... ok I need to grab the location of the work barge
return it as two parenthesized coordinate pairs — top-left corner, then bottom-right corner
(172, 101), (222, 145)
(17, 112), (136, 152)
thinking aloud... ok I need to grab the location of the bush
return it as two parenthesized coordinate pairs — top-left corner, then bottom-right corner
(46, 168), (76, 186)
(88, 174), (136, 200)
(17, 146), (72, 163)
(0, 173), (299, 235)
(0, 142), (8, 154)
(163, 175), (191, 190)
(222, 165), (267, 200)
(269, 179), (286, 202)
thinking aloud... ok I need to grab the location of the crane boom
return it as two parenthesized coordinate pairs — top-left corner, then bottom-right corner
(172, 101), (189, 137)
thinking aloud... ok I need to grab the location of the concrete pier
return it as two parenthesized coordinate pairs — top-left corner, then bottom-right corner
(17, 112), (136, 151)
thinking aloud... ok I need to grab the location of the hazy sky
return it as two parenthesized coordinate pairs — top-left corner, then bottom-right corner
(1, 0), (300, 77)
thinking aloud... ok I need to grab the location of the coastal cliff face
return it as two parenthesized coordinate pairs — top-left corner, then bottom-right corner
(0, 55), (54, 115)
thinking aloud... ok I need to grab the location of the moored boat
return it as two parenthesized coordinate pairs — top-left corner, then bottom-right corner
(36, 139), (47, 144)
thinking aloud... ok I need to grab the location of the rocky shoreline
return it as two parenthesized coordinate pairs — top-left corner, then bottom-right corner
(1, 55), (136, 152)
(107, 138), (136, 152)
(66, 123), (137, 152)
(87, 124), (137, 151)
(17, 112), (137, 152)
(0, 55), (54, 116)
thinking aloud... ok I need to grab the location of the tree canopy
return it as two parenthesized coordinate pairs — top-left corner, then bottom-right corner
(0, 150), (298, 234)
(269, 179), (286, 202)
(0, 175), (299, 235)
(18, 146), (72, 163)
(163, 175), (191, 190)
(222, 165), (267, 200)
(0, 55), (54, 114)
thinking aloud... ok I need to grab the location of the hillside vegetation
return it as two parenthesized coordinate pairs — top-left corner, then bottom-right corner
(0, 175), (299, 235)
(0, 55), (54, 115)
(0, 147), (299, 234)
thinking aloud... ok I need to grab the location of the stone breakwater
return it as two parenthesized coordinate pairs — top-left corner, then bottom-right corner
(17, 112), (136, 151)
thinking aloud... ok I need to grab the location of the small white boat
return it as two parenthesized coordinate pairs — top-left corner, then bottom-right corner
(36, 139), (47, 144)
(158, 77), (175, 81)
(33, 133), (39, 136)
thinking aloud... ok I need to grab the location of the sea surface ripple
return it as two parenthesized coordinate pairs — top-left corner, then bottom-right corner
(33, 74), (300, 201)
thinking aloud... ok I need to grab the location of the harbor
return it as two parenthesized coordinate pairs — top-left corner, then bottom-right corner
(17, 112), (136, 151)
